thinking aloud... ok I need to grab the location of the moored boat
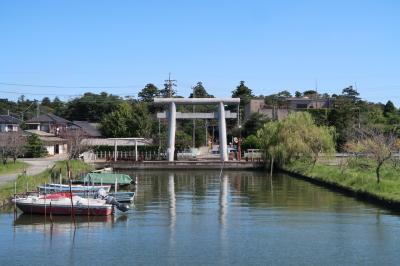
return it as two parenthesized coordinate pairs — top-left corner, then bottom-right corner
(37, 183), (111, 193)
(78, 173), (134, 186)
(12, 192), (127, 216)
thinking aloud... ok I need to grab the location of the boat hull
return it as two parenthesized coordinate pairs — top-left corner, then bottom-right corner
(16, 202), (113, 216)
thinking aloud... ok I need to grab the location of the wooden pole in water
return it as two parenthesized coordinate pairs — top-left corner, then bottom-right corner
(13, 181), (17, 220)
(49, 202), (54, 225)
(44, 183), (47, 225)
(67, 161), (76, 227)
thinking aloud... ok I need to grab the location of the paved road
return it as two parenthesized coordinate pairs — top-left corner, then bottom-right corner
(0, 154), (67, 186)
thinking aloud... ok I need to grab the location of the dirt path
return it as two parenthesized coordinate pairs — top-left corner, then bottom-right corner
(0, 154), (67, 187)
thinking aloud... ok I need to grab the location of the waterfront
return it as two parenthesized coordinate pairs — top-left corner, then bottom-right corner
(1, 170), (400, 265)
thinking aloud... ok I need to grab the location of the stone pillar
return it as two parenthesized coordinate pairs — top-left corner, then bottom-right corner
(114, 139), (117, 162)
(135, 139), (138, 161)
(218, 102), (228, 161)
(167, 102), (177, 162)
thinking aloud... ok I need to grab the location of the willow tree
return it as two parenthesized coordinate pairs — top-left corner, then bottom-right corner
(257, 112), (336, 174)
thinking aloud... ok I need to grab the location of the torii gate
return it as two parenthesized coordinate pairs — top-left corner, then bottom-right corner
(154, 98), (240, 162)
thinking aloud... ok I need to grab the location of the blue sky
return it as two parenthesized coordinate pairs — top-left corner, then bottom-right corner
(1, 0), (399, 106)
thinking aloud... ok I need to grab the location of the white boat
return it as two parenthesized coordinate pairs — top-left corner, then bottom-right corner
(91, 167), (113, 173)
(37, 183), (111, 193)
(13, 192), (114, 216)
(13, 192), (129, 216)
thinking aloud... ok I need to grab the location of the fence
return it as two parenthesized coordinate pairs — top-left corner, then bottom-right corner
(89, 150), (265, 162)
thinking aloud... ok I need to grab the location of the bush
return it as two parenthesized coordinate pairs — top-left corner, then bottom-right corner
(24, 134), (48, 158)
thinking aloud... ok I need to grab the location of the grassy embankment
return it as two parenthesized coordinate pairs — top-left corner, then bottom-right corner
(0, 160), (93, 206)
(0, 161), (29, 176)
(284, 158), (400, 204)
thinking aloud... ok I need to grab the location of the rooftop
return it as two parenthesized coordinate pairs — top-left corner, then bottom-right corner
(0, 115), (21, 124)
(26, 113), (70, 124)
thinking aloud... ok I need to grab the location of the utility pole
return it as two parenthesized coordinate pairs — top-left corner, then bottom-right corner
(36, 100), (40, 117)
(164, 73), (177, 98)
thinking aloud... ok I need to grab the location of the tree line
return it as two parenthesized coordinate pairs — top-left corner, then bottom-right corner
(1, 82), (400, 153)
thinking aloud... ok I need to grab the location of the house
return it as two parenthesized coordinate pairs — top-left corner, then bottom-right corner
(244, 97), (332, 120)
(26, 113), (71, 135)
(25, 130), (68, 156)
(0, 115), (21, 132)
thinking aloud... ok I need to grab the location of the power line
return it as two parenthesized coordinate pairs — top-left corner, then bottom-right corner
(0, 82), (142, 89)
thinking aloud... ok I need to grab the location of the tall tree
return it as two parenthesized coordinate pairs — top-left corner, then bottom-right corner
(41, 97), (51, 107)
(231, 81), (254, 108)
(383, 100), (396, 116)
(189, 82), (214, 98)
(138, 83), (160, 102)
(100, 102), (153, 138)
(63, 92), (122, 122)
(342, 86), (360, 102)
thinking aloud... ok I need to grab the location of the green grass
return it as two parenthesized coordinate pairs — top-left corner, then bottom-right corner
(0, 161), (29, 175)
(285, 159), (400, 203)
(0, 160), (94, 205)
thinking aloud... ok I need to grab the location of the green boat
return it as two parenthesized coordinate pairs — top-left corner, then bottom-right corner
(81, 173), (133, 186)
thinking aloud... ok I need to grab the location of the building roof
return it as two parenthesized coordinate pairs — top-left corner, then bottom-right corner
(26, 113), (70, 124)
(0, 115), (21, 124)
(24, 129), (67, 144)
(39, 136), (68, 144)
(72, 121), (102, 137)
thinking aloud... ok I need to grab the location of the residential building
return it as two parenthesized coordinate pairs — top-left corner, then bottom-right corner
(244, 97), (332, 120)
(26, 113), (71, 135)
(0, 115), (21, 132)
(25, 130), (68, 156)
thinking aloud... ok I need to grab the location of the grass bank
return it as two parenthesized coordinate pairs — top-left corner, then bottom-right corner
(284, 159), (400, 208)
(0, 160), (93, 206)
(0, 161), (29, 176)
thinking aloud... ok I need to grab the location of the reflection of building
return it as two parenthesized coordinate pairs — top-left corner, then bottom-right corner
(0, 115), (21, 132)
(244, 97), (332, 120)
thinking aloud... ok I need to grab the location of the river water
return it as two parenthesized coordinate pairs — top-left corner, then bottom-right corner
(1, 170), (399, 266)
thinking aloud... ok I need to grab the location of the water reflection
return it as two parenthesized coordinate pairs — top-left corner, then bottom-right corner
(2, 170), (400, 266)
(219, 174), (228, 228)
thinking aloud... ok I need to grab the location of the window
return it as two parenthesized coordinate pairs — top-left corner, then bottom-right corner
(296, 104), (308, 109)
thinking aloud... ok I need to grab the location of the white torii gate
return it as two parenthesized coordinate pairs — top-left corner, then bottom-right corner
(154, 98), (240, 162)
